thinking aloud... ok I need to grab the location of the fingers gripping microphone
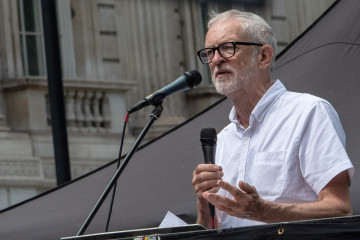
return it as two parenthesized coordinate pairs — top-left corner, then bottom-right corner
(200, 128), (217, 228)
(128, 70), (202, 114)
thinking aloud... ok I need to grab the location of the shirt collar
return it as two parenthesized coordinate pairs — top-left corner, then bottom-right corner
(252, 80), (286, 123)
(229, 80), (287, 125)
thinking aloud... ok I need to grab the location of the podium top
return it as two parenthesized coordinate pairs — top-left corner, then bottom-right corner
(62, 216), (360, 240)
(61, 224), (207, 240)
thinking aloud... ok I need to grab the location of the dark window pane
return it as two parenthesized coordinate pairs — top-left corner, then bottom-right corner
(23, 0), (37, 32)
(26, 35), (40, 75)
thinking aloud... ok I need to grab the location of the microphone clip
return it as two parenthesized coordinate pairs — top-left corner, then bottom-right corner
(150, 102), (163, 120)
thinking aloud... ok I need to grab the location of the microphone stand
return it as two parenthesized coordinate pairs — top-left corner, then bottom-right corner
(77, 103), (164, 236)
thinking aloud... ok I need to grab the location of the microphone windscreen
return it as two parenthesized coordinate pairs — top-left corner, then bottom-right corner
(200, 128), (217, 145)
(186, 70), (202, 88)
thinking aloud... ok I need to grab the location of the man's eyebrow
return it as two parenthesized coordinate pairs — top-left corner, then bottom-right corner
(205, 41), (238, 48)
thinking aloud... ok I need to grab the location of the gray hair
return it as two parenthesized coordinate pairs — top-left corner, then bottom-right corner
(208, 10), (277, 70)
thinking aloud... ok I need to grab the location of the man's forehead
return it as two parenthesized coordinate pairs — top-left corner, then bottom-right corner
(205, 20), (245, 46)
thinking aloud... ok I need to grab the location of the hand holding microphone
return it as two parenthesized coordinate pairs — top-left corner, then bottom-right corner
(199, 128), (219, 228)
(192, 129), (222, 229)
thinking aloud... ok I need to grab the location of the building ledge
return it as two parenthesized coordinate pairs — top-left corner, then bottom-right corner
(2, 77), (137, 92)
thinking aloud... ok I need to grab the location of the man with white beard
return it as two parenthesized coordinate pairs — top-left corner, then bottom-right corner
(192, 10), (354, 229)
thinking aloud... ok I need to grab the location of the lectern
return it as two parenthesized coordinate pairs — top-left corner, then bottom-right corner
(61, 224), (207, 240)
(61, 216), (360, 240)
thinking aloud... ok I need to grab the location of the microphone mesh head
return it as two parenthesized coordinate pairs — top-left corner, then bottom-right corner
(200, 128), (217, 146)
(200, 128), (217, 139)
(186, 70), (202, 88)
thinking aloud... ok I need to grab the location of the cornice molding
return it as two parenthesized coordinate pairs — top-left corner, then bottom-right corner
(1, 77), (137, 92)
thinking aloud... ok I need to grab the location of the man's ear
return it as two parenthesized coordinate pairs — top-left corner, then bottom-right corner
(258, 45), (274, 70)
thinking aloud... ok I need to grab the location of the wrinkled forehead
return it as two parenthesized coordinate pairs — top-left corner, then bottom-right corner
(205, 19), (246, 47)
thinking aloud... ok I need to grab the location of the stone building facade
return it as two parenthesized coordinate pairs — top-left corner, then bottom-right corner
(0, 0), (335, 209)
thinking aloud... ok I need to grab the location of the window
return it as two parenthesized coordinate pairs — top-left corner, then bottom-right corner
(18, 0), (46, 76)
(17, 0), (75, 78)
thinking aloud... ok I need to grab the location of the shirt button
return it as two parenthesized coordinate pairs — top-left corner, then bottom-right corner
(242, 136), (249, 141)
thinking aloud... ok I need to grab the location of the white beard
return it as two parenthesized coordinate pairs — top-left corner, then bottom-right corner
(212, 58), (256, 96)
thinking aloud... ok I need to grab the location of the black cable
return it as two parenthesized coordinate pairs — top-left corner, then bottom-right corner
(105, 113), (130, 232)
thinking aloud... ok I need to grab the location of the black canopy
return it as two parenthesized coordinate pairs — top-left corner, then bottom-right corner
(0, 0), (359, 239)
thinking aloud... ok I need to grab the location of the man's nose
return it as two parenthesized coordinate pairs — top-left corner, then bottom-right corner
(211, 49), (225, 65)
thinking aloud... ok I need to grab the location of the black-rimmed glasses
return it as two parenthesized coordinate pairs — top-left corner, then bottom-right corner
(197, 41), (263, 64)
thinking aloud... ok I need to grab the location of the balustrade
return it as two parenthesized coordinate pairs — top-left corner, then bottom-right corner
(46, 90), (111, 132)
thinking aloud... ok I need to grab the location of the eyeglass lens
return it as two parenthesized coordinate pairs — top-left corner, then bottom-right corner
(200, 42), (236, 63)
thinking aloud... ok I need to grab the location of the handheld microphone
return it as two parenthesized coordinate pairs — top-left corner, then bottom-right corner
(128, 70), (202, 114)
(200, 128), (217, 228)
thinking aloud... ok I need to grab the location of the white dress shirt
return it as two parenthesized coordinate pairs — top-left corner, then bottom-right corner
(215, 80), (354, 228)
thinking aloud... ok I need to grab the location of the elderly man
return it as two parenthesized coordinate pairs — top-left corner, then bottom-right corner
(192, 10), (354, 229)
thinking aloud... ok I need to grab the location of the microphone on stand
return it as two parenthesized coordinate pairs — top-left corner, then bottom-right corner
(128, 70), (202, 114)
(200, 128), (217, 229)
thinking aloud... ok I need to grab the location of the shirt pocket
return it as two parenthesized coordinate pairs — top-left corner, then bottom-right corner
(248, 151), (285, 198)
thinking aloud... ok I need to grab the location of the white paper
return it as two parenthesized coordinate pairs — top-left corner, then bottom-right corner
(159, 211), (188, 228)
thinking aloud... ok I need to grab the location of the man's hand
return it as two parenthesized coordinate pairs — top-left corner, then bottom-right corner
(192, 164), (223, 228)
(202, 171), (352, 224)
(192, 164), (223, 199)
(203, 180), (265, 221)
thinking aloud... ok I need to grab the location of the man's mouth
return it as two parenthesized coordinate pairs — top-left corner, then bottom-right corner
(215, 69), (232, 78)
